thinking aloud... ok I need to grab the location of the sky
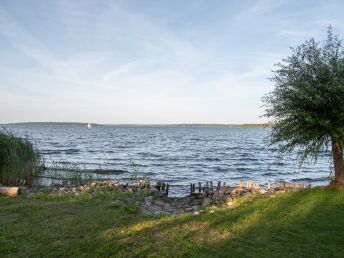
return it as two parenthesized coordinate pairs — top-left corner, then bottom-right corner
(0, 0), (344, 124)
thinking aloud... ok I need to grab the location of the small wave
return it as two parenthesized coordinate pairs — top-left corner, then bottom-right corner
(204, 157), (221, 162)
(94, 169), (127, 175)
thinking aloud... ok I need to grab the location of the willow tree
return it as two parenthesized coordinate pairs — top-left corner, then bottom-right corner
(263, 27), (344, 188)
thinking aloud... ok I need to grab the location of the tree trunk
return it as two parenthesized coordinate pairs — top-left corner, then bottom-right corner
(331, 138), (344, 188)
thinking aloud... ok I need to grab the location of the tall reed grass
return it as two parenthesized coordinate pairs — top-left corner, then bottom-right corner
(0, 129), (43, 186)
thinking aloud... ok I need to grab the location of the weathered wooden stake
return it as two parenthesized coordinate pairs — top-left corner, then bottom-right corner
(210, 181), (213, 191)
(239, 179), (243, 188)
(246, 180), (249, 188)
(217, 181), (221, 191)
(156, 181), (161, 191)
(162, 182), (166, 191)
(268, 180), (271, 190)
(166, 183), (169, 195)
(198, 182), (202, 192)
(190, 183), (193, 194)
(274, 180), (278, 188)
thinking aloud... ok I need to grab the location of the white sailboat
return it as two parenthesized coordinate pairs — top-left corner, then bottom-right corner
(87, 122), (92, 129)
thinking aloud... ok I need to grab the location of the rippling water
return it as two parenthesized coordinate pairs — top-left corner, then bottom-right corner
(4, 125), (332, 195)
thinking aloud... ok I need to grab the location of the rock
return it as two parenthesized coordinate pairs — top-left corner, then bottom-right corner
(192, 205), (199, 211)
(202, 198), (211, 208)
(154, 200), (165, 207)
(71, 187), (77, 193)
(209, 210), (215, 214)
(260, 189), (268, 194)
(59, 187), (66, 192)
(193, 211), (200, 215)
(163, 203), (171, 210)
(148, 205), (162, 213)
(181, 203), (191, 209)
(184, 207), (193, 213)
(90, 182), (97, 188)
(144, 196), (153, 203)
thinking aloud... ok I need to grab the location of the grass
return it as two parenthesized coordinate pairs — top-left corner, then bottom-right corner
(0, 130), (43, 186)
(1, 187), (344, 257)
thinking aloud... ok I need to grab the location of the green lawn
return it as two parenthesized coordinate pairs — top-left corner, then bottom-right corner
(1, 188), (344, 257)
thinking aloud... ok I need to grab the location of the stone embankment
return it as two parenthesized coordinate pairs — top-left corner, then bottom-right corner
(140, 181), (307, 215)
(1, 179), (309, 216)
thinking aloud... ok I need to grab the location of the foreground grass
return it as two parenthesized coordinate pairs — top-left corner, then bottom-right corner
(1, 188), (344, 257)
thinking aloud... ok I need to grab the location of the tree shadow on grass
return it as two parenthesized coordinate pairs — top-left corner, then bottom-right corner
(99, 188), (344, 257)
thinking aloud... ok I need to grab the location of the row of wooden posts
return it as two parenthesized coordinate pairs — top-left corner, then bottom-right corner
(155, 181), (169, 195)
(190, 180), (307, 194)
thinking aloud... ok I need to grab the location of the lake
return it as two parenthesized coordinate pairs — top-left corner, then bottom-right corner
(3, 125), (332, 196)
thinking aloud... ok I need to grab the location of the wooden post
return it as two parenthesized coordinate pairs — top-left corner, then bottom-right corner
(198, 182), (202, 193)
(274, 180), (278, 189)
(166, 183), (169, 195)
(268, 180), (271, 190)
(223, 182), (226, 187)
(162, 183), (166, 191)
(190, 183), (193, 194)
(239, 179), (243, 188)
(246, 180), (249, 188)
(217, 181), (221, 191)
(0, 187), (21, 197)
(256, 181), (260, 189)
(156, 181), (161, 191)
(210, 181), (213, 191)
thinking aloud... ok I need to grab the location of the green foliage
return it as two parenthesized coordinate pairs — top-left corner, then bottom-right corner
(263, 26), (344, 162)
(0, 129), (43, 186)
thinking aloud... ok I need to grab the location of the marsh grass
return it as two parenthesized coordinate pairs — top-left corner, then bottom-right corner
(0, 129), (43, 186)
(44, 161), (98, 186)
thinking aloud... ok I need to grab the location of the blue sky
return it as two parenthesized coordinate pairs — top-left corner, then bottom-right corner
(1, 0), (343, 124)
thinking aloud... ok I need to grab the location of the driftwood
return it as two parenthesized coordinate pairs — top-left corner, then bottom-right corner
(0, 187), (21, 197)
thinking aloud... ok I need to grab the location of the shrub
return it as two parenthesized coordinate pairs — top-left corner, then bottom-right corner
(0, 129), (43, 186)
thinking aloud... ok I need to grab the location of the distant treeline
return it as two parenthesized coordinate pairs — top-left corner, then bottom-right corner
(4, 122), (272, 128)
(5, 122), (100, 126)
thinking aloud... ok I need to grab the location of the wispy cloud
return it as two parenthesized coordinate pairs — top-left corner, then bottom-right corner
(1, 0), (344, 123)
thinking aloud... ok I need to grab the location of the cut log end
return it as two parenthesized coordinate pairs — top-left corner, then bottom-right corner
(0, 187), (21, 197)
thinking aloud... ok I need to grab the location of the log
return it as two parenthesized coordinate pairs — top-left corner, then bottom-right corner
(0, 187), (21, 197)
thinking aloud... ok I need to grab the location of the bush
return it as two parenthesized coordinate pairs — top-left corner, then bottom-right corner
(0, 129), (43, 186)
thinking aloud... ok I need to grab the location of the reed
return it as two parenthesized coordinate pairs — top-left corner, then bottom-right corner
(0, 129), (43, 186)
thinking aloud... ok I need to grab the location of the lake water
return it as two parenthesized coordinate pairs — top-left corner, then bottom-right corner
(3, 125), (332, 196)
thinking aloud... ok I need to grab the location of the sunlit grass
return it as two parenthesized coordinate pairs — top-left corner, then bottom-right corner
(1, 188), (344, 257)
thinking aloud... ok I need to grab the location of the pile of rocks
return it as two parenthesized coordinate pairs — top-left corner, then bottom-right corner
(18, 180), (158, 196)
(140, 184), (308, 216)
